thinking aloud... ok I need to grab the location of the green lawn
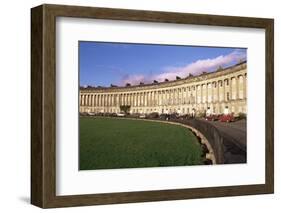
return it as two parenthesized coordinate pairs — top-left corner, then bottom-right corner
(79, 117), (203, 170)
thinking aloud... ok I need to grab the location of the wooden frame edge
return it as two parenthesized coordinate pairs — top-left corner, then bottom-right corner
(31, 4), (274, 208)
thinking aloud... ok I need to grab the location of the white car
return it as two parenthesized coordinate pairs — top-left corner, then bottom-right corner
(117, 113), (125, 117)
(139, 114), (146, 119)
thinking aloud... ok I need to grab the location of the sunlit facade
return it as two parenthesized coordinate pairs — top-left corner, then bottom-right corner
(80, 61), (247, 115)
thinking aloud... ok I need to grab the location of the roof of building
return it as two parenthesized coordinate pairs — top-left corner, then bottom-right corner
(81, 60), (247, 92)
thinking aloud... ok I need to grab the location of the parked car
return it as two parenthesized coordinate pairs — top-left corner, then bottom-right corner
(159, 113), (169, 120)
(117, 113), (126, 117)
(79, 112), (88, 116)
(179, 114), (193, 120)
(219, 114), (235, 122)
(170, 113), (180, 119)
(147, 112), (159, 119)
(139, 114), (147, 119)
(205, 114), (219, 121)
(128, 113), (140, 118)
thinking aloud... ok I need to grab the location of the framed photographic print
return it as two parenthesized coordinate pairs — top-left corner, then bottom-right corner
(31, 4), (274, 208)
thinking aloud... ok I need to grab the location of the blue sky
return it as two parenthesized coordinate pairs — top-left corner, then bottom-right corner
(79, 41), (246, 87)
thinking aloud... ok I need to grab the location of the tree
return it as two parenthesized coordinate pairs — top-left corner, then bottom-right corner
(120, 105), (131, 114)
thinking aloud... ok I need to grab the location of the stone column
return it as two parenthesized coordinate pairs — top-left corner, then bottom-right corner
(176, 88), (180, 105)
(171, 89), (173, 105)
(147, 91), (150, 107)
(201, 84), (203, 104)
(229, 78), (232, 100)
(143, 92), (145, 107)
(152, 91), (155, 106)
(150, 91), (153, 106)
(223, 80), (225, 102)
(84, 95), (87, 106)
(244, 74), (247, 99)
(168, 90), (170, 105)
(101, 94), (104, 106)
(123, 93), (125, 105)
(206, 84), (208, 104)
(165, 90), (167, 106)
(95, 95), (97, 107)
(217, 81), (220, 103)
(174, 89), (176, 105)
(236, 76), (239, 100)
(86, 95), (89, 106)
(171, 89), (174, 105)
(91, 94), (94, 106)
(143, 92), (146, 106)
(150, 91), (154, 107)
(107, 94), (110, 107)
(153, 91), (156, 106)
(104, 94), (107, 107)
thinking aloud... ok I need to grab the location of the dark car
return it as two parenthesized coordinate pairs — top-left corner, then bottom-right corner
(205, 114), (219, 121)
(170, 113), (179, 119)
(160, 113), (169, 120)
(147, 112), (159, 119)
(179, 114), (193, 120)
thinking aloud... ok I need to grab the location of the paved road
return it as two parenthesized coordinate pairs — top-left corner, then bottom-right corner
(202, 119), (247, 163)
(205, 119), (246, 147)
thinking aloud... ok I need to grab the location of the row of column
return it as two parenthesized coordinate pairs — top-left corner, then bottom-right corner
(80, 74), (246, 107)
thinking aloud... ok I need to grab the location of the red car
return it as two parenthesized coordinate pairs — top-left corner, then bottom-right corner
(219, 114), (235, 122)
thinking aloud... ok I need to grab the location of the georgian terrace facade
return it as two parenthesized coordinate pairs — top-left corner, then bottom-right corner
(80, 61), (247, 116)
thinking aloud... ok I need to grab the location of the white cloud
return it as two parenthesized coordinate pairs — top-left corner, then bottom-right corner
(120, 49), (246, 86)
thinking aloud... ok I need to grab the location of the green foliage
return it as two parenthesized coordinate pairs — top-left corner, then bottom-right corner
(79, 117), (203, 170)
(119, 105), (131, 114)
(196, 111), (206, 118)
(238, 112), (247, 119)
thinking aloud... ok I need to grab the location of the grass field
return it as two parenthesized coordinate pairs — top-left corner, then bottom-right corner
(79, 117), (203, 170)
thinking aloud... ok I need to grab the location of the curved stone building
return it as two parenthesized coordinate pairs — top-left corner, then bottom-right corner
(80, 61), (247, 116)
